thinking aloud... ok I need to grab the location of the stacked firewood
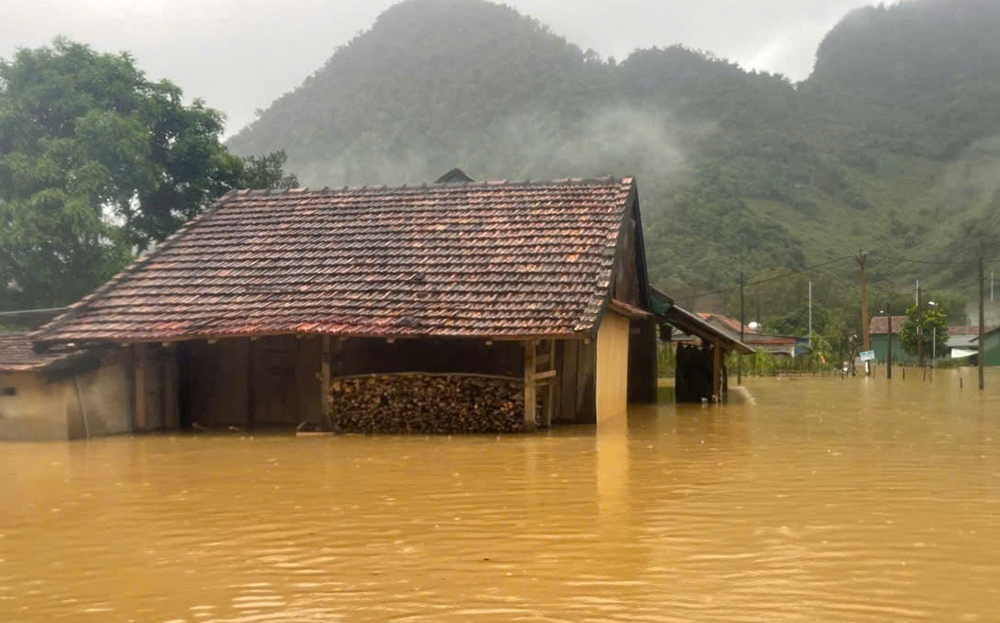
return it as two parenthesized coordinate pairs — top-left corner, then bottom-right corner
(329, 374), (531, 434)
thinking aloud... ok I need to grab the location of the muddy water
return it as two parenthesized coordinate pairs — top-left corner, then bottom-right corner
(2, 369), (1000, 622)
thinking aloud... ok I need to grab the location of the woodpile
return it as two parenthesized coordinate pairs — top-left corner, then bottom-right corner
(329, 373), (533, 434)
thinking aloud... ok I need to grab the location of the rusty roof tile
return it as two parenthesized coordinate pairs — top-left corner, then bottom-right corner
(35, 178), (638, 346)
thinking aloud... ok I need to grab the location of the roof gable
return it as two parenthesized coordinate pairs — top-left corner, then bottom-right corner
(35, 178), (638, 346)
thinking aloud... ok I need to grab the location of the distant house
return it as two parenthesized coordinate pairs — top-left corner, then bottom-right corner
(869, 315), (916, 364)
(672, 313), (805, 358)
(974, 327), (1000, 367)
(697, 313), (757, 336)
(0, 334), (130, 440)
(31, 175), (706, 434)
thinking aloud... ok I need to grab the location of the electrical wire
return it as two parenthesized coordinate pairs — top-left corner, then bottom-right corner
(674, 255), (855, 302)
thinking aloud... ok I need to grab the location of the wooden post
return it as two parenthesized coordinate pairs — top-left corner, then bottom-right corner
(134, 343), (147, 431)
(738, 272), (745, 386)
(321, 335), (332, 427)
(524, 340), (537, 430)
(886, 308), (893, 380)
(980, 257), (986, 391)
(916, 283), (924, 368)
(247, 338), (256, 429)
(163, 343), (179, 429)
(712, 340), (722, 403)
(859, 251), (870, 375)
(542, 339), (554, 428)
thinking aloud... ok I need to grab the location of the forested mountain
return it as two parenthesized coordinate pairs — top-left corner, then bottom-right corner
(228, 0), (1000, 331)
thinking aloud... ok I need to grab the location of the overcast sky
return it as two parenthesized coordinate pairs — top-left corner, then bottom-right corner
(0, 0), (872, 136)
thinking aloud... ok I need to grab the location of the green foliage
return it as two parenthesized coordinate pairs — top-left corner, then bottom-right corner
(0, 39), (298, 309)
(899, 304), (948, 361)
(237, 151), (299, 190)
(228, 0), (1000, 319)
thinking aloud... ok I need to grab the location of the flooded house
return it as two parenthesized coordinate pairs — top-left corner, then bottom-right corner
(869, 315), (916, 365)
(0, 334), (131, 440)
(31, 176), (679, 433)
(976, 327), (1000, 366)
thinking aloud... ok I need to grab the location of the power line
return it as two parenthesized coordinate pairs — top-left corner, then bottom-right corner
(675, 255), (854, 302)
(870, 251), (972, 266)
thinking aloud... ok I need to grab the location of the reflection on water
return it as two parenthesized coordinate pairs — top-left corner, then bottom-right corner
(2, 369), (999, 622)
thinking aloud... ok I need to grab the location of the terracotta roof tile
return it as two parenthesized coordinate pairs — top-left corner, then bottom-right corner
(0, 333), (82, 372)
(35, 178), (637, 346)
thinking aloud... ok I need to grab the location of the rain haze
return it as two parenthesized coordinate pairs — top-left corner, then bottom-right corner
(0, 0), (870, 135)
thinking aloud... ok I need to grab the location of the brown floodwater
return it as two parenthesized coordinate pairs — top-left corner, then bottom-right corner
(2, 369), (1000, 622)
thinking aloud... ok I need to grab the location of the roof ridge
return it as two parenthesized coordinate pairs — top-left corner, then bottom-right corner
(223, 176), (634, 196)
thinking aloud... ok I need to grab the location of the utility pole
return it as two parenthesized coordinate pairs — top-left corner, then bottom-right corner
(887, 305), (893, 380)
(808, 280), (813, 344)
(980, 257), (986, 391)
(858, 251), (871, 375)
(738, 272), (745, 386)
(916, 282), (924, 368)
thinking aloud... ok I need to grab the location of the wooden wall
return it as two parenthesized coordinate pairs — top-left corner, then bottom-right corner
(613, 214), (642, 306)
(180, 339), (249, 426)
(179, 336), (322, 428)
(338, 338), (522, 377)
(596, 311), (631, 423)
(627, 317), (658, 403)
(553, 339), (596, 424)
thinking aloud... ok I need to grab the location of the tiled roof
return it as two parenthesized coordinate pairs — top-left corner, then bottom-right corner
(696, 313), (758, 335)
(0, 333), (82, 372)
(948, 325), (995, 336)
(869, 315), (909, 335)
(35, 178), (638, 346)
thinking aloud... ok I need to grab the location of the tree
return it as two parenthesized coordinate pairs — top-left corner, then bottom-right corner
(238, 151), (299, 190)
(899, 304), (948, 361)
(0, 39), (297, 310)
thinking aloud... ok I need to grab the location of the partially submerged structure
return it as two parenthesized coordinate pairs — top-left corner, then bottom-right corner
(974, 327), (1000, 367)
(0, 334), (130, 440)
(869, 315), (915, 365)
(649, 290), (753, 403)
(34, 176), (664, 432)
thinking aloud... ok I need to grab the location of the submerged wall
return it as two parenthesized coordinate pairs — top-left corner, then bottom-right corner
(0, 351), (131, 441)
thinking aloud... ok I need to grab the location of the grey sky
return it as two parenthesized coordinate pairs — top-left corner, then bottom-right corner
(0, 0), (871, 136)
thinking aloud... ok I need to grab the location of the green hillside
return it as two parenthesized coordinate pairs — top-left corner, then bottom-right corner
(228, 0), (1000, 331)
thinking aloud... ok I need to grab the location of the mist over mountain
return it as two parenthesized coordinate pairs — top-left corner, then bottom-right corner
(228, 0), (1000, 304)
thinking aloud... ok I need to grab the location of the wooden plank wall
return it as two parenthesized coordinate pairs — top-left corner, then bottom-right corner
(339, 338), (522, 377)
(627, 318), (658, 403)
(132, 343), (178, 431)
(613, 215), (642, 306)
(251, 336), (320, 425)
(553, 339), (597, 424)
(184, 339), (249, 426)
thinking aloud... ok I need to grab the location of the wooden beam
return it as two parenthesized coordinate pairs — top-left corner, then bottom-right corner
(321, 335), (332, 428)
(542, 382), (554, 428)
(524, 339), (537, 430)
(134, 343), (147, 431)
(533, 369), (557, 381)
(712, 340), (722, 403)
(247, 338), (256, 429)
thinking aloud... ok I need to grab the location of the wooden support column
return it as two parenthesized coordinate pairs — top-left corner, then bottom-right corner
(320, 335), (332, 427)
(163, 343), (179, 429)
(246, 338), (256, 429)
(134, 343), (147, 431)
(524, 339), (537, 430)
(712, 340), (722, 403)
